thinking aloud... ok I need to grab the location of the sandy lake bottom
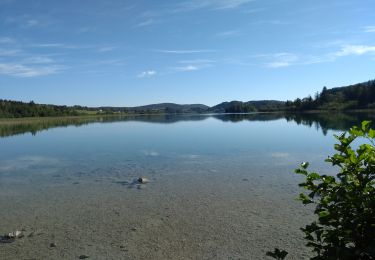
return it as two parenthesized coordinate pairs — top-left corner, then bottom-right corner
(0, 154), (320, 260)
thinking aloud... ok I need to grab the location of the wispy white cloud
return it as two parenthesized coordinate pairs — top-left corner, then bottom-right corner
(241, 7), (265, 14)
(179, 59), (216, 64)
(4, 15), (43, 29)
(137, 70), (156, 78)
(31, 43), (96, 50)
(157, 49), (217, 54)
(334, 45), (375, 57)
(213, 0), (254, 9)
(0, 39), (66, 77)
(251, 20), (289, 25)
(363, 26), (375, 33)
(97, 46), (116, 52)
(172, 59), (215, 73)
(262, 52), (334, 69)
(266, 62), (291, 68)
(22, 56), (54, 64)
(31, 43), (78, 49)
(137, 1), (253, 28)
(32, 43), (65, 48)
(0, 48), (20, 56)
(25, 19), (39, 28)
(31, 42), (116, 52)
(93, 59), (125, 66)
(174, 0), (254, 12)
(174, 65), (199, 71)
(0, 37), (126, 77)
(0, 37), (14, 44)
(259, 44), (375, 69)
(0, 63), (62, 77)
(136, 19), (158, 27)
(263, 53), (299, 68)
(220, 57), (255, 66)
(311, 39), (349, 49)
(300, 55), (334, 65)
(77, 26), (97, 34)
(215, 30), (241, 38)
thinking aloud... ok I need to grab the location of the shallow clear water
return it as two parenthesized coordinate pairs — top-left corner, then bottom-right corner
(0, 114), (342, 169)
(0, 113), (371, 259)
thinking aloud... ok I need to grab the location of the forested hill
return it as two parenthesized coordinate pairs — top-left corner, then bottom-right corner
(0, 100), (209, 118)
(0, 100), (81, 118)
(211, 100), (285, 113)
(0, 100), (210, 118)
(121, 103), (209, 113)
(1, 79), (375, 118)
(286, 80), (375, 111)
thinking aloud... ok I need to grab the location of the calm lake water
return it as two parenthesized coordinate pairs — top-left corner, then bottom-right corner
(0, 113), (373, 259)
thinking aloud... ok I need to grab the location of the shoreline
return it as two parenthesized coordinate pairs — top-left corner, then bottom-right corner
(1, 109), (375, 123)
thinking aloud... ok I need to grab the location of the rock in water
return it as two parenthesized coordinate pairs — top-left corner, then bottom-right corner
(0, 230), (23, 243)
(137, 177), (149, 184)
(8, 230), (23, 238)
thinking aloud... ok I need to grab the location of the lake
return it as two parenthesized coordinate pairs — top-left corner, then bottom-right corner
(0, 112), (373, 259)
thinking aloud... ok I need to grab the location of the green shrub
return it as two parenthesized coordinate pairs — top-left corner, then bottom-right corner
(269, 121), (375, 259)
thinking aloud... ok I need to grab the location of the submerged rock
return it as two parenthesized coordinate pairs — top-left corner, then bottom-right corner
(0, 230), (23, 243)
(137, 177), (149, 184)
(8, 230), (23, 238)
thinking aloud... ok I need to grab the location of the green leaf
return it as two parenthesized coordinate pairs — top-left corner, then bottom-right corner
(301, 162), (309, 169)
(308, 172), (321, 180)
(368, 129), (375, 139)
(295, 168), (308, 176)
(323, 176), (335, 184)
(298, 193), (313, 204)
(362, 121), (371, 131)
(318, 211), (330, 218)
(349, 127), (363, 137)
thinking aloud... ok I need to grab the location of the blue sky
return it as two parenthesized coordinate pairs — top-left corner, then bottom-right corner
(0, 0), (374, 106)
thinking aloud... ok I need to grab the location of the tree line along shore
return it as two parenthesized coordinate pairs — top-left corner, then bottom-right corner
(1, 79), (374, 118)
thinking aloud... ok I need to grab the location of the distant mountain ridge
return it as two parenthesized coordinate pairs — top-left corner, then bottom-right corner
(97, 103), (209, 114)
(1, 79), (375, 118)
(100, 101), (285, 114)
(125, 103), (209, 113)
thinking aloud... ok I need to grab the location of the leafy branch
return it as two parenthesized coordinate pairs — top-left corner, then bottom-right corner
(268, 121), (375, 259)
